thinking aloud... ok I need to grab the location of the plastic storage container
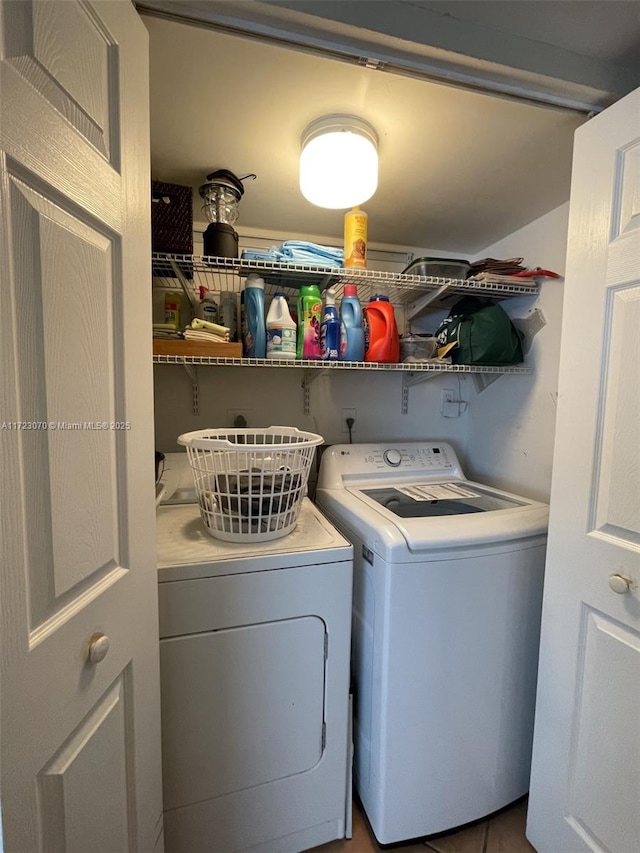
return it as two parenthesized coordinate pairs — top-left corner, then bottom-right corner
(296, 283), (323, 359)
(364, 295), (400, 363)
(320, 287), (340, 361)
(266, 293), (297, 359)
(241, 274), (266, 358)
(177, 426), (324, 542)
(399, 334), (438, 361)
(339, 284), (365, 361)
(402, 257), (470, 279)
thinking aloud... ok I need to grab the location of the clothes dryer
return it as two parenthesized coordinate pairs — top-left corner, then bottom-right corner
(315, 442), (548, 844)
(156, 464), (353, 853)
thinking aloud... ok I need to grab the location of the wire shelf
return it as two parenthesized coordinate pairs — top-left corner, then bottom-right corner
(152, 354), (533, 375)
(151, 252), (539, 308)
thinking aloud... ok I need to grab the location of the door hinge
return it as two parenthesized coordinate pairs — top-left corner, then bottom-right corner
(321, 722), (326, 751)
(359, 57), (386, 70)
(324, 633), (329, 660)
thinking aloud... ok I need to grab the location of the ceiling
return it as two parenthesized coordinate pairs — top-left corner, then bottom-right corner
(139, 2), (640, 254)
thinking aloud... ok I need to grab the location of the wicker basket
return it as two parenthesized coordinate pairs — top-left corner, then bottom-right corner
(177, 426), (324, 542)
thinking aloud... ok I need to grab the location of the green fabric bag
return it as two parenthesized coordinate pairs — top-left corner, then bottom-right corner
(435, 296), (524, 365)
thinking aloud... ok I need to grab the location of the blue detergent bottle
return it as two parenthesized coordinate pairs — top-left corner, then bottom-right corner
(339, 284), (365, 361)
(321, 286), (340, 361)
(242, 274), (266, 358)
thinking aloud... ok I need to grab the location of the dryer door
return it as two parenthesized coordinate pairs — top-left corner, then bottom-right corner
(160, 615), (326, 810)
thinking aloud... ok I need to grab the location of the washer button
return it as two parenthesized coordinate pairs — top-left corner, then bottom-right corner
(383, 449), (402, 467)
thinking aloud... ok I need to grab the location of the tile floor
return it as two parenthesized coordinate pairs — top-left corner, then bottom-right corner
(315, 796), (536, 853)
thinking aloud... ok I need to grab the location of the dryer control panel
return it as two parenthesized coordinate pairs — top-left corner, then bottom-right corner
(317, 442), (463, 489)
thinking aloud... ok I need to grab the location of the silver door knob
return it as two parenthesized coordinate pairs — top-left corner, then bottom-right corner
(608, 574), (632, 594)
(88, 632), (110, 664)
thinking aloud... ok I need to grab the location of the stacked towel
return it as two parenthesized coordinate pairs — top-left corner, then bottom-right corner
(184, 329), (229, 343)
(242, 241), (343, 267)
(280, 241), (344, 265)
(184, 318), (231, 344)
(153, 323), (182, 339)
(468, 257), (527, 277)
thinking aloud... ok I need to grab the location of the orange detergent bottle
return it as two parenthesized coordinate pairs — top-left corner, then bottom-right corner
(364, 295), (400, 363)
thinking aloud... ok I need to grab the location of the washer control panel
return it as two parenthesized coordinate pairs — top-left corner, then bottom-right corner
(317, 442), (462, 489)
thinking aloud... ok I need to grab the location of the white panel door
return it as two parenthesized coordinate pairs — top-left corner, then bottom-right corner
(527, 87), (640, 853)
(0, 2), (163, 851)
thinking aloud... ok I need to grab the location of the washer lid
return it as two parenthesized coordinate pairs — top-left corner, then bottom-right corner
(318, 479), (548, 559)
(360, 481), (526, 518)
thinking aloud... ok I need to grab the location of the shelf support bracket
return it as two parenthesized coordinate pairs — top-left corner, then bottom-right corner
(472, 373), (502, 394)
(302, 367), (331, 415)
(182, 363), (199, 415)
(169, 258), (198, 311)
(407, 284), (450, 322)
(402, 370), (442, 413)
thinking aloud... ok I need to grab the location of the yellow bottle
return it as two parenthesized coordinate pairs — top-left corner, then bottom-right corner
(344, 206), (368, 268)
(164, 291), (182, 329)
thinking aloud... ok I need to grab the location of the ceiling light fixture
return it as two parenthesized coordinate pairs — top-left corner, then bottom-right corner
(299, 115), (378, 209)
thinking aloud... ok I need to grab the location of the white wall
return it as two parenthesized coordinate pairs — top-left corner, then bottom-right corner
(462, 203), (570, 502)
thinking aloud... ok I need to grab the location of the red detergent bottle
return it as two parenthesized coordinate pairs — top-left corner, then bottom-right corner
(364, 294), (400, 363)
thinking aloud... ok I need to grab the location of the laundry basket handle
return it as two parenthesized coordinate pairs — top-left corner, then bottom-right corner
(177, 426), (324, 452)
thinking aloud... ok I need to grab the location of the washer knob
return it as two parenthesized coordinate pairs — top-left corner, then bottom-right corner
(608, 574), (632, 594)
(88, 632), (111, 664)
(383, 449), (402, 467)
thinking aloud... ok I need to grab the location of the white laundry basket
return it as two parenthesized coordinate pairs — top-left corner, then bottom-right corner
(177, 426), (324, 542)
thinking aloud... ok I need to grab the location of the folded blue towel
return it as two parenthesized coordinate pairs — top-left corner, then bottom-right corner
(241, 241), (344, 268)
(241, 248), (280, 262)
(280, 241), (344, 262)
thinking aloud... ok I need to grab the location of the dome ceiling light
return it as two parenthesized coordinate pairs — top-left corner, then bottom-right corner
(299, 115), (378, 209)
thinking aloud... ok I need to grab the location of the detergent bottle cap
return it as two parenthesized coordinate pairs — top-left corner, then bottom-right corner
(324, 286), (338, 306)
(344, 284), (358, 297)
(246, 273), (265, 289)
(199, 286), (208, 300)
(370, 294), (390, 302)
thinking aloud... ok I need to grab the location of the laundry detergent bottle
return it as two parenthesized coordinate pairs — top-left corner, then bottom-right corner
(320, 286), (340, 361)
(339, 284), (365, 361)
(197, 287), (218, 323)
(242, 273), (266, 358)
(296, 283), (323, 359)
(266, 292), (297, 359)
(364, 294), (400, 363)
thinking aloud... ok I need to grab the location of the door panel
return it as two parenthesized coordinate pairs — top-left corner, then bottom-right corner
(2, 0), (117, 160)
(39, 674), (133, 853)
(614, 141), (639, 237)
(8, 169), (120, 609)
(566, 610), (640, 853)
(0, 2), (163, 850)
(593, 283), (640, 544)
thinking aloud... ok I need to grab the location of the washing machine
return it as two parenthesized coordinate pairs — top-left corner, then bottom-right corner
(156, 454), (353, 853)
(315, 441), (548, 845)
